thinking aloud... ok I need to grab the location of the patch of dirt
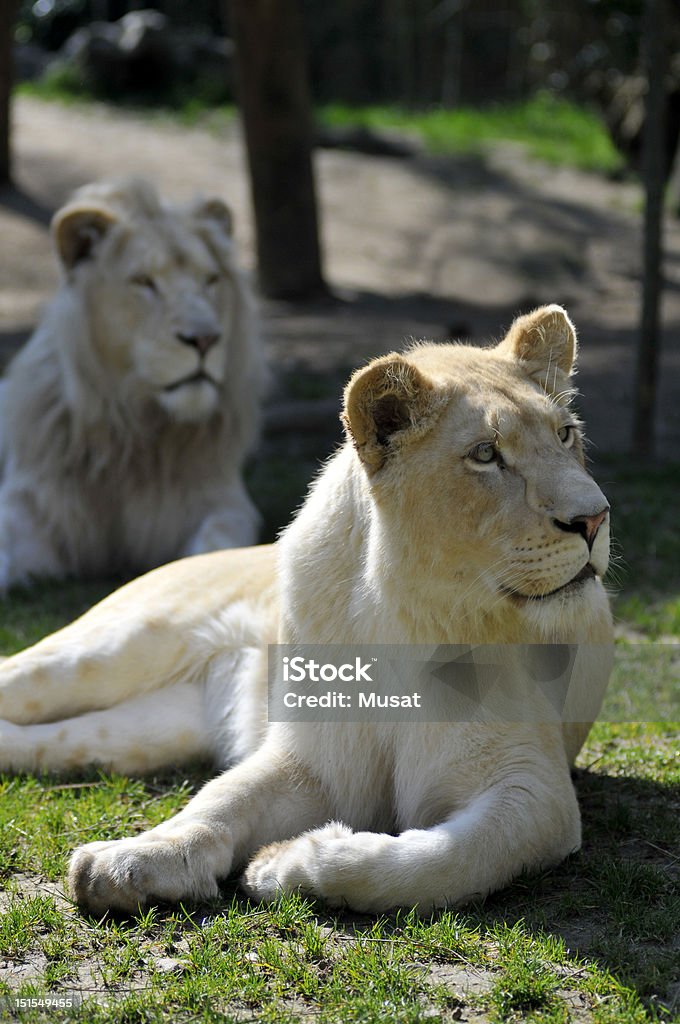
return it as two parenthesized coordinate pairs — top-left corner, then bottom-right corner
(1, 96), (680, 459)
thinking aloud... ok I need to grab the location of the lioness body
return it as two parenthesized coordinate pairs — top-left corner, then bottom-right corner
(0, 306), (613, 913)
(0, 179), (265, 588)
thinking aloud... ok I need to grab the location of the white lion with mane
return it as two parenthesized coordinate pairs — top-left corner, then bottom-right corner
(0, 306), (613, 914)
(0, 178), (265, 589)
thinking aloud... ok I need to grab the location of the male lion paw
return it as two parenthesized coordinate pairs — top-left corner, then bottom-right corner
(242, 822), (355, 905)
(69, 826), (229, 916)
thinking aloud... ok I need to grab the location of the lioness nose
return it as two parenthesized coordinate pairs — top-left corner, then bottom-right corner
(554, 507), (609, 549)
(176, 332), (220, 357)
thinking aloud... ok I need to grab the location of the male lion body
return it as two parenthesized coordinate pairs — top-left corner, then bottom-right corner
(0, 179), (265, 589)
(0, 306), (613, 914)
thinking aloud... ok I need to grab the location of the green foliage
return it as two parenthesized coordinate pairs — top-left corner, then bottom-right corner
(16, 0), (88, 51)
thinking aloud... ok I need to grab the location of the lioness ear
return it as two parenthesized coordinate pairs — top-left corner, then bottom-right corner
(53, 203), (119, 269)
(343, 354), (440, 472)
(193, 197), (234, 236)
(497, 304), (577, 396)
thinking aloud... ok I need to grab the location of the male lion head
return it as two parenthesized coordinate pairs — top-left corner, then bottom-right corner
(52, 178), (255, 423)
(342, 305), (610, 638)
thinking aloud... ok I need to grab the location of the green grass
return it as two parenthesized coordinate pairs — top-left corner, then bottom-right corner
(598, 460), (680, 721)
(0, 802), (677, 1024)
(0, 459), (677, 1022)
(319, 92), (624, 174)
(0, 579), (119, 655)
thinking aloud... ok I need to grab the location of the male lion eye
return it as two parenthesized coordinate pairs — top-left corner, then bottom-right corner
(130, 274), (157, 292)
(469, 442), (498, 464)
(558, 425), (575, 447)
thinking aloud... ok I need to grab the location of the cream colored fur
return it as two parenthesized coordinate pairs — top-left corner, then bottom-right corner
(0, 305), (614, 915)
(0, 178), (266, 588)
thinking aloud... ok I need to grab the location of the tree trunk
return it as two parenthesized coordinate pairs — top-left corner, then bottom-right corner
(229, 0), (326, 300)
(632, 0), (669, 456)
(0, 0), (16, 185)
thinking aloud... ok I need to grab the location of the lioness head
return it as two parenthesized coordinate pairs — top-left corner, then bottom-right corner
(342, 306), (610, 632)
(52, 178), (250, 422)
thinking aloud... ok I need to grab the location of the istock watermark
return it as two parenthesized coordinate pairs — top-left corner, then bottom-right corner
(268, 643), (678, 724)
(282, 655), (375, 684)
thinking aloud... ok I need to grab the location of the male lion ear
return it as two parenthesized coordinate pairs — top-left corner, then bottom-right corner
(53, 203), (119, 270)
(342, 354), (440, 472)
(193, 198), (234, 237)
(497, 304), (577, 397)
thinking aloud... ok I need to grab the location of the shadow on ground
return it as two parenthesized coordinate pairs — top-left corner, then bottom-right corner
(0, 183), (55, 228)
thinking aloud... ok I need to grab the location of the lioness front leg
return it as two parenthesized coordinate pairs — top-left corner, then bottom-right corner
(68, 744), (330, 916)
(243, 764), (581, 912)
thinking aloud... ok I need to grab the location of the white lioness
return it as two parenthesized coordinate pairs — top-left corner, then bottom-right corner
(0, 178), (265, 590)
(0, 306), (613, 915)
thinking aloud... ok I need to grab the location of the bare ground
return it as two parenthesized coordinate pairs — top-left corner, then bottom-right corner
(1, 95), (680, 462)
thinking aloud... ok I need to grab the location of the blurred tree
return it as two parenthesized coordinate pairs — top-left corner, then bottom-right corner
(0, 0), (17, 184)
(229, 0), (326, 300)
(633, 0), (669, 456)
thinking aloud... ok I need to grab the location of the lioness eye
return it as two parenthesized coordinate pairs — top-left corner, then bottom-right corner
(469, 442), (497, 464)
(205, 273), (220, 288)
(130, 274), (157, 292)
(558, 425), (575, 447)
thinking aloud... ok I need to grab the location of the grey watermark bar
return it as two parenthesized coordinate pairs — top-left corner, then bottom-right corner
(267, 644), (678, 724)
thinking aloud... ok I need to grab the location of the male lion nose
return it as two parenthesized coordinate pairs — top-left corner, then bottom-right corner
(553, 507), (609, 549)
(176, 332), (220, 357)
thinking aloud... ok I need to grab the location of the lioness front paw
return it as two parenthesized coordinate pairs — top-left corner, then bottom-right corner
(242, 822), (354, 905)
(69, 823), (233, 915)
